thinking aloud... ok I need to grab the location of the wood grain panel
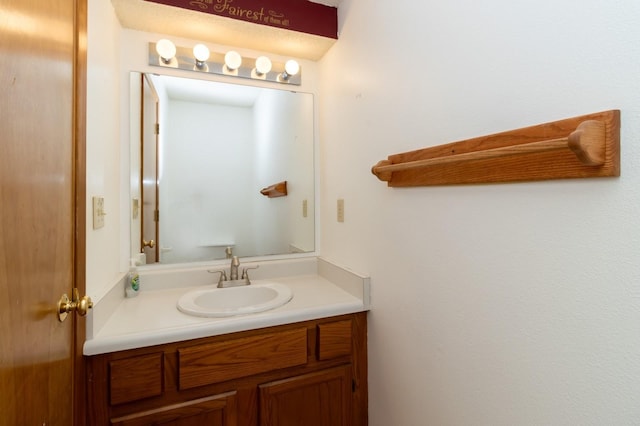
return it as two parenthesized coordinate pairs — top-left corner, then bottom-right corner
(259, 366), (352, 426)
(0, 0), (81, 423)
(110, 392), (237, 426)
(351, 312), (368, 426)
(317, 320), (352, 360)
(385, 110), (620, 186)
(74, 0), (89, 423)
(178, 328), (307, 390)
(110, 353), (164, 405)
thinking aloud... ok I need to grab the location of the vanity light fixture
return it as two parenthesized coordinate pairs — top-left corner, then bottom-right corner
(193, 43), (210, 69)
(148, 41), (301, 86)
(254, 56), (272, 76)
(281, 59), (300, 81)
(224, 50), (242, 73)
(155, 39), (176, 64)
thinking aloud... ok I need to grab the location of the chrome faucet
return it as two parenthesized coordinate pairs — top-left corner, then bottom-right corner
(208, 256), (259, 288)
(229, 256), (240, 280)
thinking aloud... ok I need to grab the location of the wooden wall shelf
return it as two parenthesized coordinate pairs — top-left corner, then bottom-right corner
(260, 181), (288, 198)
(371, 110), (620, 187)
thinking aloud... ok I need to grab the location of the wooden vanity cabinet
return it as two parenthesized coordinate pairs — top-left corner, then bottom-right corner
(86, 312), (367, 426)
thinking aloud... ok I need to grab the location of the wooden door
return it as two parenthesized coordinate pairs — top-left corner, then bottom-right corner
(0, 0), (86, 424)
(141, 74), (159, 263)
(259, 366), (352, 426)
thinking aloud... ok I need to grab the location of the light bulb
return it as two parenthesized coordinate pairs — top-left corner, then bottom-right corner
(224, 51), (242, 71)
(155, 39), (176, 64)
(255, 56), (272, 75)
(193, 44), (210, 67)
(284, 59), (300, 77)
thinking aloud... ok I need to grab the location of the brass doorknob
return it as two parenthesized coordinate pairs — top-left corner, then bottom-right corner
(142, 239), (155, 249)
(57, 288), (93, 322)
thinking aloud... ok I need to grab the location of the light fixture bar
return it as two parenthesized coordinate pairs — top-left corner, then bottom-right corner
(148, 43), (302, 86)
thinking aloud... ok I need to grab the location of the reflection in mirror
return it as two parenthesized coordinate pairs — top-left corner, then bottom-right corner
(130, 72), (315, 265)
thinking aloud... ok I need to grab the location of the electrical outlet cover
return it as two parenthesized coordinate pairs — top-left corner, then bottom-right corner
(93, 196), (105, 229)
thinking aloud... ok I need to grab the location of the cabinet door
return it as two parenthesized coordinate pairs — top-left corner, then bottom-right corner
(110, 392), (237, 426)
(259, 366), (352, 426)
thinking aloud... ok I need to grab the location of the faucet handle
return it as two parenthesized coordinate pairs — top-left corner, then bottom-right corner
(225, 246), (233, 259)
(241, 265), (260, 284)
(207, 269), (227, 286)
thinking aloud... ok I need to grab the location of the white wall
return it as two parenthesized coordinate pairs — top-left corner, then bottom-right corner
(253, 90), (291, 255)
(86, 0), (124, 301)
(161, 99), (254, 262)
(319, 0), (640, 424)
(253, 89), (315, 254)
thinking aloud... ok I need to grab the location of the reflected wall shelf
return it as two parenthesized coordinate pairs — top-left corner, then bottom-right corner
(260, 181), (288, 198)
(371, 110), (620, 187)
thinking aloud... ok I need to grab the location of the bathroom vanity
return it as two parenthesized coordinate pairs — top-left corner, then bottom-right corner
(86, 312), (366, 425)
(84, 258), (370, 425)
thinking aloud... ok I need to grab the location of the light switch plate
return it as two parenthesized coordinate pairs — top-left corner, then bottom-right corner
(132, 198), (139, 219)
(302, 199), (308, 218)
(93, 196), (105, 229)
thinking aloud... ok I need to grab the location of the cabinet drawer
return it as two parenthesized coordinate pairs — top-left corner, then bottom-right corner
(110, 392), (237, 426)
(109, 352), (163, 405)
(317, 320), (352, 360)
(178, 327), (308, 390)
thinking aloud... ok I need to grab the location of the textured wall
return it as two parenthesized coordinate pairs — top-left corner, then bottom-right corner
(319, 0), (640, 424)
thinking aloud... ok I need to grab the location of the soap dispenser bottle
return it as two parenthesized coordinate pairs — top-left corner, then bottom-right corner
(125, 261), (140, 298)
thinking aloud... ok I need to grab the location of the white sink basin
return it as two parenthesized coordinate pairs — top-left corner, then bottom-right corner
(177, 282), (293, 318)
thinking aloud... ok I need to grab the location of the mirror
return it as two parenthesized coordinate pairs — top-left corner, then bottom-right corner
(130, 72), (315, 265)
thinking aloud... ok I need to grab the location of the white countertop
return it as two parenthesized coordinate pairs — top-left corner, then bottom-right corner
(83, 258), (370, 356)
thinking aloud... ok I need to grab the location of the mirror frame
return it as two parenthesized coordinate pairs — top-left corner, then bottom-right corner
(128, 71), (320, 270)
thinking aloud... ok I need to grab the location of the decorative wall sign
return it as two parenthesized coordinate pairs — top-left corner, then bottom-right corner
(144, 0), (338, 39)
